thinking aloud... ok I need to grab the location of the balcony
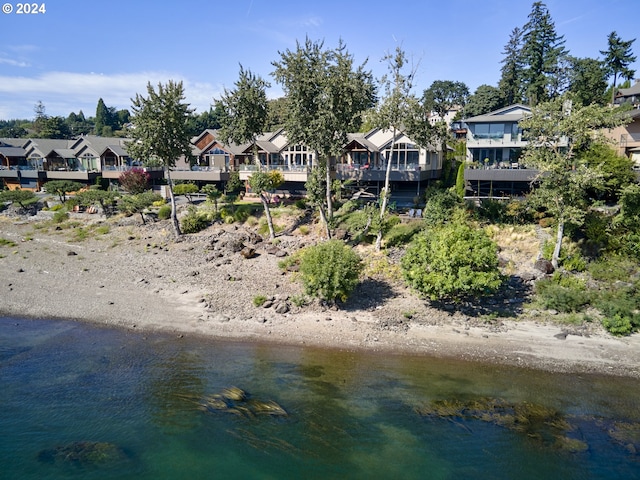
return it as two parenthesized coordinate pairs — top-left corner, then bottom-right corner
(466, 133), (526, 148)
(335, 163), (436, 182)
(171, 166), (229, 182)
(238, 164), (309, 182)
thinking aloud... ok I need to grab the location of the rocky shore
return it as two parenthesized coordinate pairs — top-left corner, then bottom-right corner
(1, 212), (639, 378)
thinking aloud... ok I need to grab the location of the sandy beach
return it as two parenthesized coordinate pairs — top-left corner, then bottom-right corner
(1, 211), (639, 378)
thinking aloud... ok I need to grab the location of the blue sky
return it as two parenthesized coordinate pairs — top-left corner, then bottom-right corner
(0, 0), (638, 120)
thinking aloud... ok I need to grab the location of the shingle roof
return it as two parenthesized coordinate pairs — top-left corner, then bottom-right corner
(617, 82), (640, 97)
(0, 146), (26, 157)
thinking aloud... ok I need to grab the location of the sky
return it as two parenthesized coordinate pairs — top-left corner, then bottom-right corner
(0, 0), (638, 121)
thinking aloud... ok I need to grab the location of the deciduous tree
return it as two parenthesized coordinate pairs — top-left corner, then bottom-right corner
(272, 38), (376, 238)
(118, 167), (150, 194)
(129, 80), (194, 238)
(248, 170), (284, 240)
(215, 65), (270, 168)
(519, 96), (630, 269)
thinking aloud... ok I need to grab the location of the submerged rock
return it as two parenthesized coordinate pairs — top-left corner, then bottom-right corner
(37, 441), (128, 466)
(199, 386), (287, 418)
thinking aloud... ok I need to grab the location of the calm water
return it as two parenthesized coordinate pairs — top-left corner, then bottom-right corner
(1, 316), (639, 480)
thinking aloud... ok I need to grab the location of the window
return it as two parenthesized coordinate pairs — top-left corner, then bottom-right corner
(473, 123), (505, 139)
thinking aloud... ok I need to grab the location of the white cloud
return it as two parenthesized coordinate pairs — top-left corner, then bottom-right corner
(0, 57), (29, 67)
(0, 71), (223, 119)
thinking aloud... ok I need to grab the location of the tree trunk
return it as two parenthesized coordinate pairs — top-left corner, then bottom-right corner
(376, 126), (397, 251)
(260, 193), (276, 240)
(325, 155), (333, 220)
(552, 220), (564, 270)
(166, 167), (182, 238)
(318, 204), (331, 240)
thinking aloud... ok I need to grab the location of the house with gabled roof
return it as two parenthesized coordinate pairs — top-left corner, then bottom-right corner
(614, 81), (640, 108)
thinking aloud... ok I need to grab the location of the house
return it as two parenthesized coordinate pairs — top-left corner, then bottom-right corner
(462, 104), (538, 197)
(606, 108), (640, 170)
(614, 80), (640, 108)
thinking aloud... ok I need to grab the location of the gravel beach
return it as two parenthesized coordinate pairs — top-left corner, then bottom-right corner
(2, 212), (639, 378)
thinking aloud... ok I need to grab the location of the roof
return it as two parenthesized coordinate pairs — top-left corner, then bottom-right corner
(50, 148), (77, 159)
(0, 146), (26, 157)
(346, 133), (379, 152)
(617, 82), (640, 97)
(101, 145), (129, 156)
(463, 104), (531, 123)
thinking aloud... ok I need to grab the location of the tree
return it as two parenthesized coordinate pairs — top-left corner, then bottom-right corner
(44, 180), (84, 203)
(129, 81), (194, 238)
(173, 183), (199, 203)
(118, 191), (162, 225)
(215, 65), (270, 169)
(498, 27), (525, 106)
(519, 96), (630, 269)
(118, 168), (150, 194)
(567, 57), (608, 107)
(0, 189), (38, 209)
(578, 143), (636, 202)
(600, 31), (637, 104)
(94, 98), (112, 136)
(200, 184), (222, 212)
(272, 38), (376, 238)
(520, 2), (568, 105)
(248, 170), (284, 240)
(368, 47), (419, 250)
(75, 188), (117, 217)
(464, 85), (504, 117)
(299, 239), (363, 304)
(401, 210), (502, 301)
(422, 80), (469, 121)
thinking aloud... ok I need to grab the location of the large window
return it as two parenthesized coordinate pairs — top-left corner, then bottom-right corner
(383, 142), (420, 169)
(473, 123), (505, 139)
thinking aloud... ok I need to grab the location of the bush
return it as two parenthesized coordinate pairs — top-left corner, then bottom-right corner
(422, 188), (461, 227)
(384, 221), (424, 248)
(401, 211), (503, 301)
(299, 240), (362, 304)
(253, 295), (267, 307)
(157, 204), (172, 220)
(534, 273), (590, 313)
(180, 207), (208, 234)
(52, 210), (69, 224)
(294, 199), (307, 210)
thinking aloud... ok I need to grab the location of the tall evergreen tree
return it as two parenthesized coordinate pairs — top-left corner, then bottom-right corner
(567, 57), (608, 106)
(498, 27), (524, 105)
(600, 31), (637, 104)
(94, 98), (110, 135)
(520, 2), (567, 105)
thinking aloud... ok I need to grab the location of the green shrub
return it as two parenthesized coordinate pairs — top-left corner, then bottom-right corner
(384, 221), (424, 248)
(50, 203), (64, 212)
(422, 188), (461, 227)
(253, 295), (267, 307)
(596, 285), (640, 335)
(180, 207), (208, 234)
(157, 204), (172, 220)
(534, 274), (590, 313)
(299, 240), (362, 304)
(52, 210), (69, 224)
(477, 198), (507, 223)
(401, 212), (503, 301)
(588, 256), (638, 283)
(294, 199), (307, 210)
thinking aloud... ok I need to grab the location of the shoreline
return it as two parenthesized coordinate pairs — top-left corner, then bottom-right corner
(2, 214), (640, 378)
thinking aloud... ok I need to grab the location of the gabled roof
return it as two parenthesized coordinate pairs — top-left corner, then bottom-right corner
(0, 146), (26, 157)
(0, 138), (28, 148)
(616, 82), (640, 98)
(463, 104), (531, 123)
(345, 133), (379, 152)
(101, 145), (129, 157)
(49, 148), (77, 159)
(25, 139), (75, 157)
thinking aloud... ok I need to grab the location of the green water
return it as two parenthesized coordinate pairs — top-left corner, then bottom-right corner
(1, 316), (639, 479)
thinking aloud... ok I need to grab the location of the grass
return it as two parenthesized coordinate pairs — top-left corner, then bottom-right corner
(0, 237), (17, 247)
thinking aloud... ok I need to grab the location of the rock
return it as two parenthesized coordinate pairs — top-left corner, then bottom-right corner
(275, 302), (290, 314)
(240, 246), (255, 259)
(275, 250), (288, 257)
(554, 331), (568, 340)
(67, 251), (77, 256)
(534, 258), (554, 274)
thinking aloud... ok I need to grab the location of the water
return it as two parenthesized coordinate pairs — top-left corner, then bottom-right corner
(1, 316), (639, 480)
